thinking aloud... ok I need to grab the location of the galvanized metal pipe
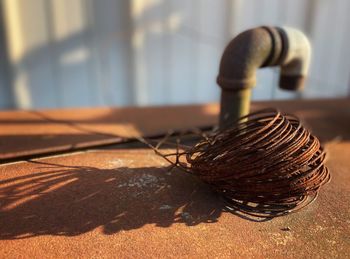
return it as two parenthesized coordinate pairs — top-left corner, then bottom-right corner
(217, 26), (311, 129)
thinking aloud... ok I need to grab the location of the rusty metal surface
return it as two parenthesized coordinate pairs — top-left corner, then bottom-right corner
(0, 104), (219, 161)
(1, 98), (350, 162)
(0, 145), (349, 258)
(0, 98), (349, 258)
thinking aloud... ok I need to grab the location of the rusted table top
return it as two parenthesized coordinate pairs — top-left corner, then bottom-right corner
(0, 98), (349, 258)
(0, 104), (219, 161)
(1, 98), (350, 162)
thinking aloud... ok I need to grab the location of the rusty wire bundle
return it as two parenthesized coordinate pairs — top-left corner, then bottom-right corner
(142, 108), (331, 218)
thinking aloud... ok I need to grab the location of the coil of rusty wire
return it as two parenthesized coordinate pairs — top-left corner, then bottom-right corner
(178, 108), (330, 218)
(142, 108), (331, 218)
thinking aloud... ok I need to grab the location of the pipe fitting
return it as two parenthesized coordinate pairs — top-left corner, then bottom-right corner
(217, 26), (311, 129)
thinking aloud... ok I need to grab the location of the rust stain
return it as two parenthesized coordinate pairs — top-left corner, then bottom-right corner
(0, 148), (349, 258)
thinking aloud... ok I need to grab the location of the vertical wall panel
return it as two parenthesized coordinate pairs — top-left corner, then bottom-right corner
(3, 0), (58, 108)
(50, 0), (94, 107)
(131, 0), (167, 105)
(305, 0), (350, 98)
(1, 0), (349, 109)
(321, 0), (350, 97)
(194, 0), (226, 103)
(166, 0), (198, 104)
(87, 0), (134, 106)
(0, 1), (13, 108)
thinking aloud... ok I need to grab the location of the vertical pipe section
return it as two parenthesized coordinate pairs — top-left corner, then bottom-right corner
(219, 89), (251, 126)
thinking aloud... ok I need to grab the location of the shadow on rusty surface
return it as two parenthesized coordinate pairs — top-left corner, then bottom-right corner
(0, 160), (227, 239)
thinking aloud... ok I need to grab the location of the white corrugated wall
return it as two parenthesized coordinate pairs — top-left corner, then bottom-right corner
(0, 0), (349, 109)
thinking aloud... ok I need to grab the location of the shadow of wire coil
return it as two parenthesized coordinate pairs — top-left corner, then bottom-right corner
(183, 108), (330, 218)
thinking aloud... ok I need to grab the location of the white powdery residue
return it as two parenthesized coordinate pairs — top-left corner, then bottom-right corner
(117, 173), (165, 189)
(108, 159), (135, 168)
(108, 159), (124, 167)
(270, 232), (294, 246)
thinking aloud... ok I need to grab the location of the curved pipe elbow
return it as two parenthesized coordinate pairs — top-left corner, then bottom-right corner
(217, 26), (311, 92)
(217, 26), (311, 128)
(279, 27), (311, 91)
